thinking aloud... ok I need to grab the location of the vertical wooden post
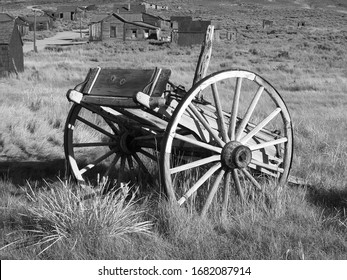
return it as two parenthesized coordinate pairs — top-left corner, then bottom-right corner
(193, 25), (214, 87)
(33, 10), (37, 52)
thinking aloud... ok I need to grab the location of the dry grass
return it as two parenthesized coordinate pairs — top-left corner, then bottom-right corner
(0, 0), (346, 259)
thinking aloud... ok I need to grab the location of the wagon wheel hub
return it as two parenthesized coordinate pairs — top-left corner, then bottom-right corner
(221, 141), (252, 169)
(109, 131), (136, 155)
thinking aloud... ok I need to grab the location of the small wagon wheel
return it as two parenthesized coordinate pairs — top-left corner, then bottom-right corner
(64, 103), (159, 187)
(160, 69), (293, 216)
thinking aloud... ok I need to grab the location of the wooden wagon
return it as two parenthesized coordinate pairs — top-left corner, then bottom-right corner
(64, 26), (293, 216)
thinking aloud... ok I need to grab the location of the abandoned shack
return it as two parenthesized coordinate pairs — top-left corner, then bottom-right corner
(142, 13), (171, 40)
(14, 17), (29, 36)
(89, 13), (159, 42)
(0, 21), (24, 76)
(171, 16), (211, 46)
(113, 3), (147, 14)
(19, 15), (53, 31)
(56, 6), (78, 21)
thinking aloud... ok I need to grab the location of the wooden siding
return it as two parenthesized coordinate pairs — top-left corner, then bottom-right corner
(0, 22), (23, 75)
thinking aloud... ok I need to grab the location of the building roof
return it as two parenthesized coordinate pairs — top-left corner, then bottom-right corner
(21, 15), (52, 24)
(0, 21), (15, 44)
(111, 13), (158, 30)
(179, 20), (211, 32)
(0, 13), (14, 22)
(57, 6), (78, 13)
(89, 13), (109, 23)
(113, 3), (146, 13)
(130, 21), (159, 30)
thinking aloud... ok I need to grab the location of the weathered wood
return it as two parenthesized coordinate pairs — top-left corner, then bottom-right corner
(170, 155), (220, 174)
(201, 169), (225, 217)
(236, 86), (264, 141)
(229, 77), (242, 140)
(193, 25), (214, 86)
(178, 163), (221, 205)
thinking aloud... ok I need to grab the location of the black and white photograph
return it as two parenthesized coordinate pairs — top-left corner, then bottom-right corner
(0, 0), (346, 277)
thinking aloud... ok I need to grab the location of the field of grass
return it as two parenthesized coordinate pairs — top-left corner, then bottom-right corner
(0, 0), (346, 259)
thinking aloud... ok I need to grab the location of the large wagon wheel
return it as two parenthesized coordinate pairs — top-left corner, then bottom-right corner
(160, 69), (293, 216)
(64, 104), (159, 188)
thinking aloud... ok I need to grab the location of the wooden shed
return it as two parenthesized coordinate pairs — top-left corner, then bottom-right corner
(113, 3), (147, 14)
(20, 15), (53, 31)
(171, 16), (211, 46)
(142, 13), (170, 40)
(89, 13), (159, 42)
(14, 17), (29, 36)
(0, 21), (24, 76)
(56, 6), (78, 21)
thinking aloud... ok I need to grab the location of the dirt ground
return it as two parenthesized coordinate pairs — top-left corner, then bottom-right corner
(23, 30), (88, 53)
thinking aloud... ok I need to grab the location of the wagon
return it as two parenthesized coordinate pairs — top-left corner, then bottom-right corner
(64, 26), (293, 216)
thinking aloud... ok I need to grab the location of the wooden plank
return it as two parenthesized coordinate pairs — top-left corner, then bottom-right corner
(90, 68), (155, 97)
(193, 25), (214, 86)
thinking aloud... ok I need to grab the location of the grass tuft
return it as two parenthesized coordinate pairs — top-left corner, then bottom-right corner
(1, 180), (152, 256)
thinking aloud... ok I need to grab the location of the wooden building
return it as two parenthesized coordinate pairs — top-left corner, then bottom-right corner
(19, 16), (53, 31)
(56, 6), (78, 21)
(14, 17), (29, 36)
(0, 21), (24, 76)
(89, 13), (159, 42)
(113, 3), (147, 14)
(171, 16), (211, 46)
(142, 13), (170, 40)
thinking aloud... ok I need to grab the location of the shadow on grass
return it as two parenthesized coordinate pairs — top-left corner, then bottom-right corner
(290, 181), (347, 217)
(0, 159), (67, 185)
(306, 186), (347, 214)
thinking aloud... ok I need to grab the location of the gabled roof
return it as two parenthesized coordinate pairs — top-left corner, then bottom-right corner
(57, 6), (78, 13)
(0, 13), (14, 22)
(90, 14), (110, 23)
(0, 21), (15, 44)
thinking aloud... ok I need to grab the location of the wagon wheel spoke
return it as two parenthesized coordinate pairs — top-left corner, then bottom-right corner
(170, 155), (220, 174)
(76, 116), (116, 139)
(174, 133), (222, 154)
(248, 137), (287, 151)
(222, 171), (232, 216)
(251, 159), (284, 174)
(177, 163), (221, 205)
(229, 77), (242, 140)
(104, 153), (121, 179)
(232, 169), (245, 203)
(103, 117), (120, 135)
(73, 142), (117, 148)
(80, 148), (117, 175)
(211, 83), (229, 142)
(118, 156), (126, 184)
(127, 155), (136, 181)
(133, 153), (153, 179)
(201, 169), (225, 217)
(240, 108), (281, 144)
(139, 148), (158, 162)
(188, 103), (225, 147)
(241, 168), (262, 191)
(236, 86), (264, 141)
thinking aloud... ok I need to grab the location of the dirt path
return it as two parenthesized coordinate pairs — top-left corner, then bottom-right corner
(23, 30), (88, 52)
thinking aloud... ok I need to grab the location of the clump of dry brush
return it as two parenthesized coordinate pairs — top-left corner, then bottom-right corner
(1, 179), (152, 256)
